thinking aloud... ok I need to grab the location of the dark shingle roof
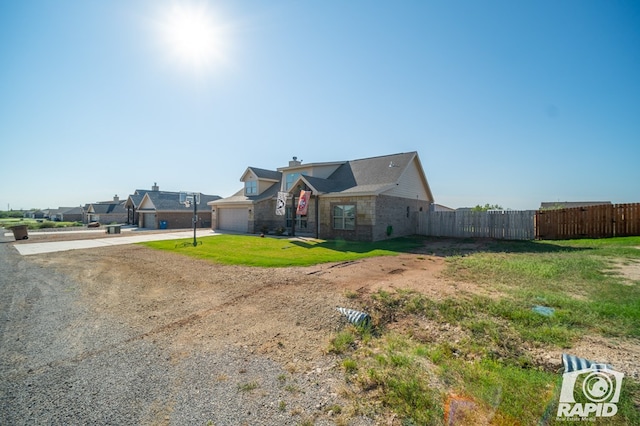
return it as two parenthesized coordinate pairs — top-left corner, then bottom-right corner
(217, 151), (426, 203)
(304, 152), (417, 195)
(345, 152), (415, 189)
(127, 193), (145, 207)
(141, 191), (221, 211)
(247, 167), (282, 181)
(210, 183), (279, 205)
(90, 203), (127, 214)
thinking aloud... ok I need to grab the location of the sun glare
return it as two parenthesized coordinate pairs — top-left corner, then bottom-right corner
(155, 2), (229, 75)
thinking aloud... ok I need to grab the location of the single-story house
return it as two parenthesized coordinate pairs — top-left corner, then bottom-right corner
(136, 187), (221, 229)
(23, 210), (47, 219)
(50, 206), (84, 222)
(124, 191), (146, 225)
(209, 152), (434, 241)
(86, 198), (128, 224)
(432, 204), (455, 212)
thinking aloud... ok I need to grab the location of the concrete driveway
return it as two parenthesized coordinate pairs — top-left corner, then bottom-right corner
(10, 228), (219, 256)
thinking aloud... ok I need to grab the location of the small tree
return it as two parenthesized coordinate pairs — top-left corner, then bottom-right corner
(471, 203), (503, 212)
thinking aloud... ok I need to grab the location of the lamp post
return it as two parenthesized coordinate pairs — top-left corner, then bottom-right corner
(192, 195), (197, 247)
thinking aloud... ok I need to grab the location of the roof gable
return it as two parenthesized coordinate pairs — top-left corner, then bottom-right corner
(88, 202), (126, 214)
(125, 193), (145, 208)
(241, 167), (282, 182)
(216, 151), (433, 204)
(139, 191), (221, 211)
(138, 194), (156, 210)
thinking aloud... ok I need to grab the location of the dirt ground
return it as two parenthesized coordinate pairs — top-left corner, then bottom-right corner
(27, 242), (467, 372)
(22, 233), (639, 386)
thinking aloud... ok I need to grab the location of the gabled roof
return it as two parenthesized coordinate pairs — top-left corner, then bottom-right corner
(241, 167), (282, 182)
(125, 193), (145, 208)
(298, 174), (351, 194)
(89, 202), (127, 214)
(209, 182), (280, 206)
(49, 206), (82, 214)
(214, 151), (433, 205)
(59, 206), (83, 215)
(139, 191), (221, 211)
(291, 152), (433, 199)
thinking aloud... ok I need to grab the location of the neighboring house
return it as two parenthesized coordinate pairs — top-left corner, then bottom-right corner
(48, 207), (83, 222)
(432, 204), (455, 212)
(136, 187), (221, 229)
(539, 201), (611, 210)
(124, 191), (146, 226)
(209, 152), (434, 241)
(23, 210), (46, 219)
(86, 198), (128, 224)
(40, 209), (53, 220)
(57, 206), (83, 222)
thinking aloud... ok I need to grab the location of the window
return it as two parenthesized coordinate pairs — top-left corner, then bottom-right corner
(333, 205), (355, 230)
(285, 173), (300, 190)
(286, 207), (307, 229)
(245, 181), (257, 195)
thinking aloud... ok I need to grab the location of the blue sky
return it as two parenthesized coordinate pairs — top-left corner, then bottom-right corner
(1, 0), (638, 211)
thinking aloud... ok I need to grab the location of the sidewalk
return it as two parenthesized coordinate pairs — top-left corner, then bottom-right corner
(11, 229), (219, 256)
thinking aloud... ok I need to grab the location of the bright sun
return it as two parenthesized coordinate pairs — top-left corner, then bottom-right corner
(156, 2), (228, 74)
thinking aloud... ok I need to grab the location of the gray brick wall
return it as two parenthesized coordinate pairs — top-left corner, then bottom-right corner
(157, 212), (211, 229)
(319, 194), (430, 241)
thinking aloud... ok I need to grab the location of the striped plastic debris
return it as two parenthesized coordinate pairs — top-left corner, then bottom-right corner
(336, 307), (371, 326)
(562, 353), (612, 373)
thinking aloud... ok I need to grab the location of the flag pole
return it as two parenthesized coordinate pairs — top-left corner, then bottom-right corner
(291, 192), (296, 237)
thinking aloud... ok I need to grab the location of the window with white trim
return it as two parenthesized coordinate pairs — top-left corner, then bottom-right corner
(333, 204), (355, 230)
(245, 181), (257, 195)
(285, 173), (300, 190)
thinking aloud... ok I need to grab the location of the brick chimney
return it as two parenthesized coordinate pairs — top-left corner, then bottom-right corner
(288, 156), (302, 167)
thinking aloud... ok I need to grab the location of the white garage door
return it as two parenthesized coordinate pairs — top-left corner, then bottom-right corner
(218, 207), (248, 233)
(142, 213), (156, 229)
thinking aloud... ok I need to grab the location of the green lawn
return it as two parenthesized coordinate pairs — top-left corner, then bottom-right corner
(0, 218), (82, 230)
(333, 237), (640, 425)
(141, 234), (424, 267)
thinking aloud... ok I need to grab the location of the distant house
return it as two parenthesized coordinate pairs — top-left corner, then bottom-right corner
(86, 196), (128, 224)
(47, 207), (83, 222)
(23, 210), (46, 219)
(209, 152), (434, 241)
(539, 201), (611, 210)
(432, 204), (455, 212)
(124, 191), (146, 226)
(135, 185), (221, 229)
(58, 207), (83, 222)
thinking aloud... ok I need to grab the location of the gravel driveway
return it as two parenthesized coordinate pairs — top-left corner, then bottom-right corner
(0, 234), (376, 425)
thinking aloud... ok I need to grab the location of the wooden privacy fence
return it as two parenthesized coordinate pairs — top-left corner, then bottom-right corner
(417, 210), (536, 240)
(535, 203), (640, 240)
